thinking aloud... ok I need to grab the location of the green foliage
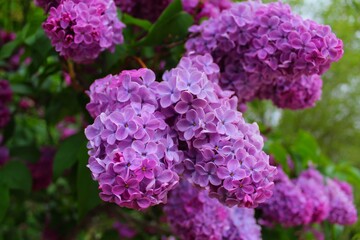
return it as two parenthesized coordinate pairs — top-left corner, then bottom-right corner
(0, 161), (32, 193)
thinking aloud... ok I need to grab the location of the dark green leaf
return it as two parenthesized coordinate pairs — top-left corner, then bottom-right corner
(0, 186), (10, 222)
(0, 40), (21, 60)
(0, 161), (32, 193)
(136, 0), (193, 46)
(76, 140), (101, 219)
(9, 144), (40, 163)
(53, 133), (87, 178)
(265, 141), (289, 173)
(122, 14), (152, 30)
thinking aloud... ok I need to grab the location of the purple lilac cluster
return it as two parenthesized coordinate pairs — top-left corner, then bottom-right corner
(186, 1), (343, 110)
(43, 0), (125, 63)
(85, 69), (181, 210)
(164, 180), (261, 240)
(0, 80), (12, 129)
(260, 168), (357, 227)
(115, 0), (231, 23)
(327, 178), (358, 225)
(259, 168), (312, 227)
(294, 168), (330, 223)
(85, 54), (276, 209)
(159, 55), (276, 208)
(27, 147), (56, 191)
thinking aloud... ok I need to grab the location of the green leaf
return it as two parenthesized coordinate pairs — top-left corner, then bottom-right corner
(0, 186), (10, 222)
(122, 14), (152, 30)
(265, 140), (289, 173)
(0, 40), (21, 60)
(9, 144), (40, 163)
(137, 0), (193, 46)
(53, 133), (87, 178)
(290, 130), (320, 167)
(0, 161), (32, 193)
(76, 140), (101, 219)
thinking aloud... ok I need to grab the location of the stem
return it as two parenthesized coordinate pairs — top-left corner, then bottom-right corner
(132, 56), (147, 68)
(67, 60), (84, 91)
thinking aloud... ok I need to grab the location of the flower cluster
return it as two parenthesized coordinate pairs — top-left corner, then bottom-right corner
(115, 0), (231, 23)
(43, 0), (125, 63)
(165, 55), (276, 208)
(186, 1), (343, 109)
(0, 80), (12, 129)
(164, 180), (261, 240)
(259, 168), (357, 227)
(327, 178), (358, 225)
(27, 147), (56, 191)
(85, 69), (181, 210)
(85, 54), (276, 209)
(259, 168), (312, 227)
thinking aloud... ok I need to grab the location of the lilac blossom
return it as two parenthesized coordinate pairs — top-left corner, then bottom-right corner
(186, 1), (343, 109)
(43, 0), (125, 63)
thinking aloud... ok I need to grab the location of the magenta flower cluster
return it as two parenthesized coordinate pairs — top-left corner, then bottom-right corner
(164, 180), (261, 240)
(0, 80), (12, 129)
(85, 54), (276, 209)
(43, 0), (125, 63)
(163, 55), (276, 208)
(85, 69), (181, 210)
(115, 0), (231, 23)
(186, 1), (343, 110)
(259, 168), (357, 227)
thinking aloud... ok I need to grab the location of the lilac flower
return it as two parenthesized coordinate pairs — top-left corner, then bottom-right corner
(157, 77), (181, 108)
(176, 109), (201, 140)
(112, 176), (139, 198)
(109, 110), (138, 141)
(193, 162), (221, 187)
(326, 178), (357, 225)
(217, 160), (247, 190)
(176, 69), (202, 95)
(186, 1), (343, 109)
(174, 91), (207, 114)
(43, 0), (125, 63)
(214, 108), (237, 136)
(117, 74), (140, 102)
(259, 169), (313, 227)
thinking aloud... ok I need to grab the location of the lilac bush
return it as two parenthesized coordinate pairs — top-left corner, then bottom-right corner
(42, 0), (125, 63)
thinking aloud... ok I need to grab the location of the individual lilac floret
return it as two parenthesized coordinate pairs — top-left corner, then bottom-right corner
(259, 169), (312, 227)
(161, 55), (276, 208)
(294, 168), (330, 223)
(186, 1), (343, 109)
(0, 80), (12, 104)
(43, 0), (125, 63)
(326, 178), (357, 225)
(269, 74), (323, 110)
(85, 69), (180, 210)
(27, 147), (56, 191)
(164, 180), (261, 240)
